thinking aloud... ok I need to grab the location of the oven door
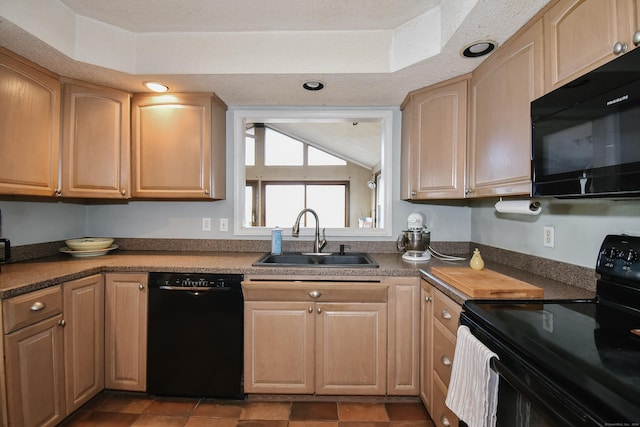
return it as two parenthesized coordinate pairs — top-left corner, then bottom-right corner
(460, 312), (605, 427)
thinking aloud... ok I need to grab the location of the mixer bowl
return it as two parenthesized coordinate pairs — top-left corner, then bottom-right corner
(397, 230), (431, 255)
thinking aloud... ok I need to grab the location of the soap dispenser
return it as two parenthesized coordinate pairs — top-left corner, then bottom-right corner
(470, 248), (484, 271)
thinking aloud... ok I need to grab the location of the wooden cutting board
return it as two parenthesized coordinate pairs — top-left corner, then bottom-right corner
(431, 267), (544, 298)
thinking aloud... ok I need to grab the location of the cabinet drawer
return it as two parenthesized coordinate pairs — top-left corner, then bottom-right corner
(433, 375), (458, 427)
(3, 285), (63, 333)
(433, 321), (456, 387)
(433, 289), (461, 336)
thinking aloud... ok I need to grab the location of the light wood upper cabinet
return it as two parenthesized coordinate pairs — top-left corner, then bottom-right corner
(131, 93), (226, 199)
(467, 19), (544, 198)
(544, 0), (639, 92)
(105, 273), (148, 392)
(61, 80), (131, 198)
(63, 274), (104, 414)
(401, 77), (468, 200)
(0, 48), (60, 197)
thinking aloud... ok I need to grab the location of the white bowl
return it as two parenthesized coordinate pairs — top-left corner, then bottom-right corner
(65, 238), (114, 251)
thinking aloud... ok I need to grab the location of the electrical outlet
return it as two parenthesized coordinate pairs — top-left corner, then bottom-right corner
(544, 226), (555, 248)
(220, 218), (229, 232)
(202, 217), (211, 231)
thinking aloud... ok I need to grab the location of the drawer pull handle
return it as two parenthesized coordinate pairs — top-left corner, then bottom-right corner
(30, 302), (45, 312)
(441, 356), (452, 366)
(309, 290), (321, 299)
(441, 309), (452, 320)
(441, 415), (451, 426)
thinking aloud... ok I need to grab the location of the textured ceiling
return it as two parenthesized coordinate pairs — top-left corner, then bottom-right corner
(0, 0), (551, 107)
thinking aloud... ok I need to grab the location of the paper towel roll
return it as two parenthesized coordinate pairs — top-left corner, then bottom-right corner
(495, 200), (542, 215)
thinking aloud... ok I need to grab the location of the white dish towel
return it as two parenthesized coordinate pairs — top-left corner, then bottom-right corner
(446, 325), (500, 427)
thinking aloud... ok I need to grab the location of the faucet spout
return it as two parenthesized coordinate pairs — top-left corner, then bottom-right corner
(292, 208), (327, 254)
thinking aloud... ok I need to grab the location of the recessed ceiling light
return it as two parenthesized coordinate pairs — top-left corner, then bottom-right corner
(302, 81), (325, 91)
(144, 81), (169, 92)
(461, 40), (497, 58)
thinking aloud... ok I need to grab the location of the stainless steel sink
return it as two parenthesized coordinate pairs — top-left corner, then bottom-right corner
(253, 252), (378, 268)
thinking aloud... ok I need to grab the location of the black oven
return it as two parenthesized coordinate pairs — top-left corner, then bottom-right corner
(459, 234), (640, 427)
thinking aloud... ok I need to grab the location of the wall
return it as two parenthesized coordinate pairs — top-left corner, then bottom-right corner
(470, 197), (640, 268)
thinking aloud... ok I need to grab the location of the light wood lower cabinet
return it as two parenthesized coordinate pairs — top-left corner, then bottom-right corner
(105, 273), (148, 392)
(63, 275), (105, 414)
(244, 300), (387, 395)
(243, 279), (389, 395)
(3, 286), (65, 427)
(387, 277), (420, 395)
(421, 280), (461, 427)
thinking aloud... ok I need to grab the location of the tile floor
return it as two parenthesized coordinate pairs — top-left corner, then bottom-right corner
(60, 392), (435, 427)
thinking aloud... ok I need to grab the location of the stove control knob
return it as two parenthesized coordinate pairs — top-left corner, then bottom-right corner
(602, 247), (617, 259)
(626, 249), (638, 263)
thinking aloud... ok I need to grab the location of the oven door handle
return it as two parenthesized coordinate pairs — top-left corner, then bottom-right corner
(158, 286), (231, 291)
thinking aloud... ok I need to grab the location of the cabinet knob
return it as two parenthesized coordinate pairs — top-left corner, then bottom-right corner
(58, 319), (66, 327)
(139, 284), (145, 291)
(204, 189), (210, 195)
(411, 191), (416, 196)
(441, 309), (452, 320)
(613, 41), (628, 55)
(54, 189), (62, 197)
(309, 290), (321, 299)
(317, 306), (322, 314)
(120, 189), (126, 196)
(634, 31), (640, 47)
(30, 301), (45, 311)
(441, 355), (452, 366)
(441, 415), (451, 427)
(425, 296), (432, 303)
(308, 306), (313, 313)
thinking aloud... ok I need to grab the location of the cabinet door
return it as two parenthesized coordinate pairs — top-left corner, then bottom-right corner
(244, 301), (314, 394)
(61, 81), (130, 198)
(468, 19), (543, 197)
(315, 302), (387, 395)
(544, 0), (638, 91)
(105, 273), (148, 391)
(387, 277), (420, 395)
(0, 48), (60, 197)
(131, 93), (226, 199)
(63, 274), (104, 413)
(419, 284), (434, 412)
(5, 314), (65, 427)
(401, 78), (467, 200)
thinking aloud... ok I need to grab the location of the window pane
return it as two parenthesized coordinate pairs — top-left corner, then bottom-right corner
(245, 138), (255, 166)
(307, 185), (345, 228)
(265, 128), (303, 165)
(244, 185), (254, 227)
(308, 146), (346, 165)
(265, 185), (304, 227)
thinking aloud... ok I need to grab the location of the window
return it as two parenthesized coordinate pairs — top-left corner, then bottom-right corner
(264, 128), (303, 166)
(263, 182), (347, 228)
(308, 146), (347, 165)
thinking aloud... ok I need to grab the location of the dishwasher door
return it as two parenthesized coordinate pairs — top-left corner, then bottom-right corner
(147, 272), (244, 399)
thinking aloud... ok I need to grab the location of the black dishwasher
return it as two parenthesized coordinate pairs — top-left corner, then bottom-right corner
(147, 272), (244, 399)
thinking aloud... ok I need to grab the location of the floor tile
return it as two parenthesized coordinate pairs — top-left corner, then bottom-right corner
(193, 401), (244, 418)
(239, 402), (291, 420)
(143, 398), (199, 417)
(389, 421), (434, 427)
(95, 393), (154, 414)
(236, 420), (288, 427)
(131, 414), (189, 426)
(290, 401), (339, 420)
(338, 403), (389, 422)
(186, 418), (239, 427)
(289, 421), (339, 427)
(337, 422), (390, 427)
(384, 403), (429, 421)
(60, 410), (139, 426)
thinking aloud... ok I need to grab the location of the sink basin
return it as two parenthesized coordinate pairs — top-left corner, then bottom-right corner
(253, 252), (378, 268)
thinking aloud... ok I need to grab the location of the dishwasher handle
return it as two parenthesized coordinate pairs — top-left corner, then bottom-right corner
(158, 285), (231, 292)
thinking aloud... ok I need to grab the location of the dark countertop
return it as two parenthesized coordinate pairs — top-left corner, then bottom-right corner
(0, 250), (596, 301)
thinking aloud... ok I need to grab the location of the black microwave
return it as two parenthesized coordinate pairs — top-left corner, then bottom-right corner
(531, 47), (640, 198)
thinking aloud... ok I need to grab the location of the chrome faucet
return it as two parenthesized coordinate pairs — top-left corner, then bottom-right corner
(292, 208), (327, 254)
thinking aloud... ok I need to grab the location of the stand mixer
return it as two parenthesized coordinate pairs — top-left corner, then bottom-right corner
(396, 213), (431, 261)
